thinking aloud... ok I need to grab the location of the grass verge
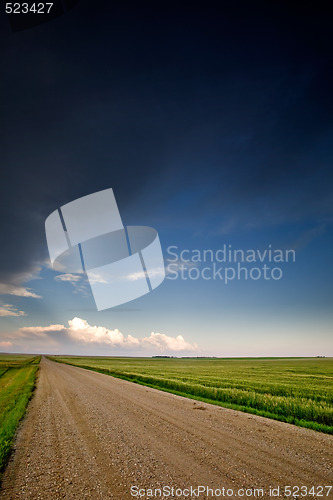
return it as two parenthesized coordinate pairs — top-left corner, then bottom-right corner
(0, 355), (40, 472)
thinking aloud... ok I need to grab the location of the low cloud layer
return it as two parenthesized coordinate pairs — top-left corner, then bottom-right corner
(0, 317), (198, 355)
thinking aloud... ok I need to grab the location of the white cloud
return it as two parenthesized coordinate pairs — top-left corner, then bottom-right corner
(126, 266), (165, 281)
(0, 283), (41, 299)
(125, 270), (146, 281)
(54, 273), (89, 296)
(85, 272), (108, 284)
(142, 332), (198, 351)
(67, 317), (139, 346)
(0, 303), (26, 317)
(88, 267), (166, 284)
(55, 274), (82, 284)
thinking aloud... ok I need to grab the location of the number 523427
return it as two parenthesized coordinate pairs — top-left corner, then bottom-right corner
(5, 3), (53, 14)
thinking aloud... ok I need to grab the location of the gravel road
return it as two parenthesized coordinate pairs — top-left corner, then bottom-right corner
(0, 357), (332, 499)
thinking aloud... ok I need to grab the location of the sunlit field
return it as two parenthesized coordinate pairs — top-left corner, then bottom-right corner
(0, 354), (40, 471)
(49, 356), (333, 434)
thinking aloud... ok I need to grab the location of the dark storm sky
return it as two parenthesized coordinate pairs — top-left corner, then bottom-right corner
(1, 1), (332, 284)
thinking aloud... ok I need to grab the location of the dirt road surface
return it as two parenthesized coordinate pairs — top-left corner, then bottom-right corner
(0, 357), (332, 499)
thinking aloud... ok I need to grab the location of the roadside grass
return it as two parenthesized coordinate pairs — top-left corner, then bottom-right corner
(49, 356), (333, 434)
(0, 354), (40, 472)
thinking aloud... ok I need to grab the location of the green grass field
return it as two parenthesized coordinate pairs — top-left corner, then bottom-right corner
(49, 356), (333, 434)
(0, 354), (40, 472)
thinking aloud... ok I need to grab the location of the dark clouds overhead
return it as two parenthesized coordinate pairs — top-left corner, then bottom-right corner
(0, 1), (332, 284)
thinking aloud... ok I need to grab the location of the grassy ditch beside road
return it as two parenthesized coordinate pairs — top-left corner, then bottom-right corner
(0, 354), (40, 472)
(48, 356), (333, 434)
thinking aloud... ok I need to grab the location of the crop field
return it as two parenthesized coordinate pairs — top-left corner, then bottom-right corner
(50, 356), (333, 434)
(0, 354), (40, 472)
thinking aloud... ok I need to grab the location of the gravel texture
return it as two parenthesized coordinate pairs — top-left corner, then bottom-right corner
(0, 357), (332, 499)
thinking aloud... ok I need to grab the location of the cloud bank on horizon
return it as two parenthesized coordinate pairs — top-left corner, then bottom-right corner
(0, 317), (198, 356)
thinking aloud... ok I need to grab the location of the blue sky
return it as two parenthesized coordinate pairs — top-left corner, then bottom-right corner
(0, 2), (332, 356)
